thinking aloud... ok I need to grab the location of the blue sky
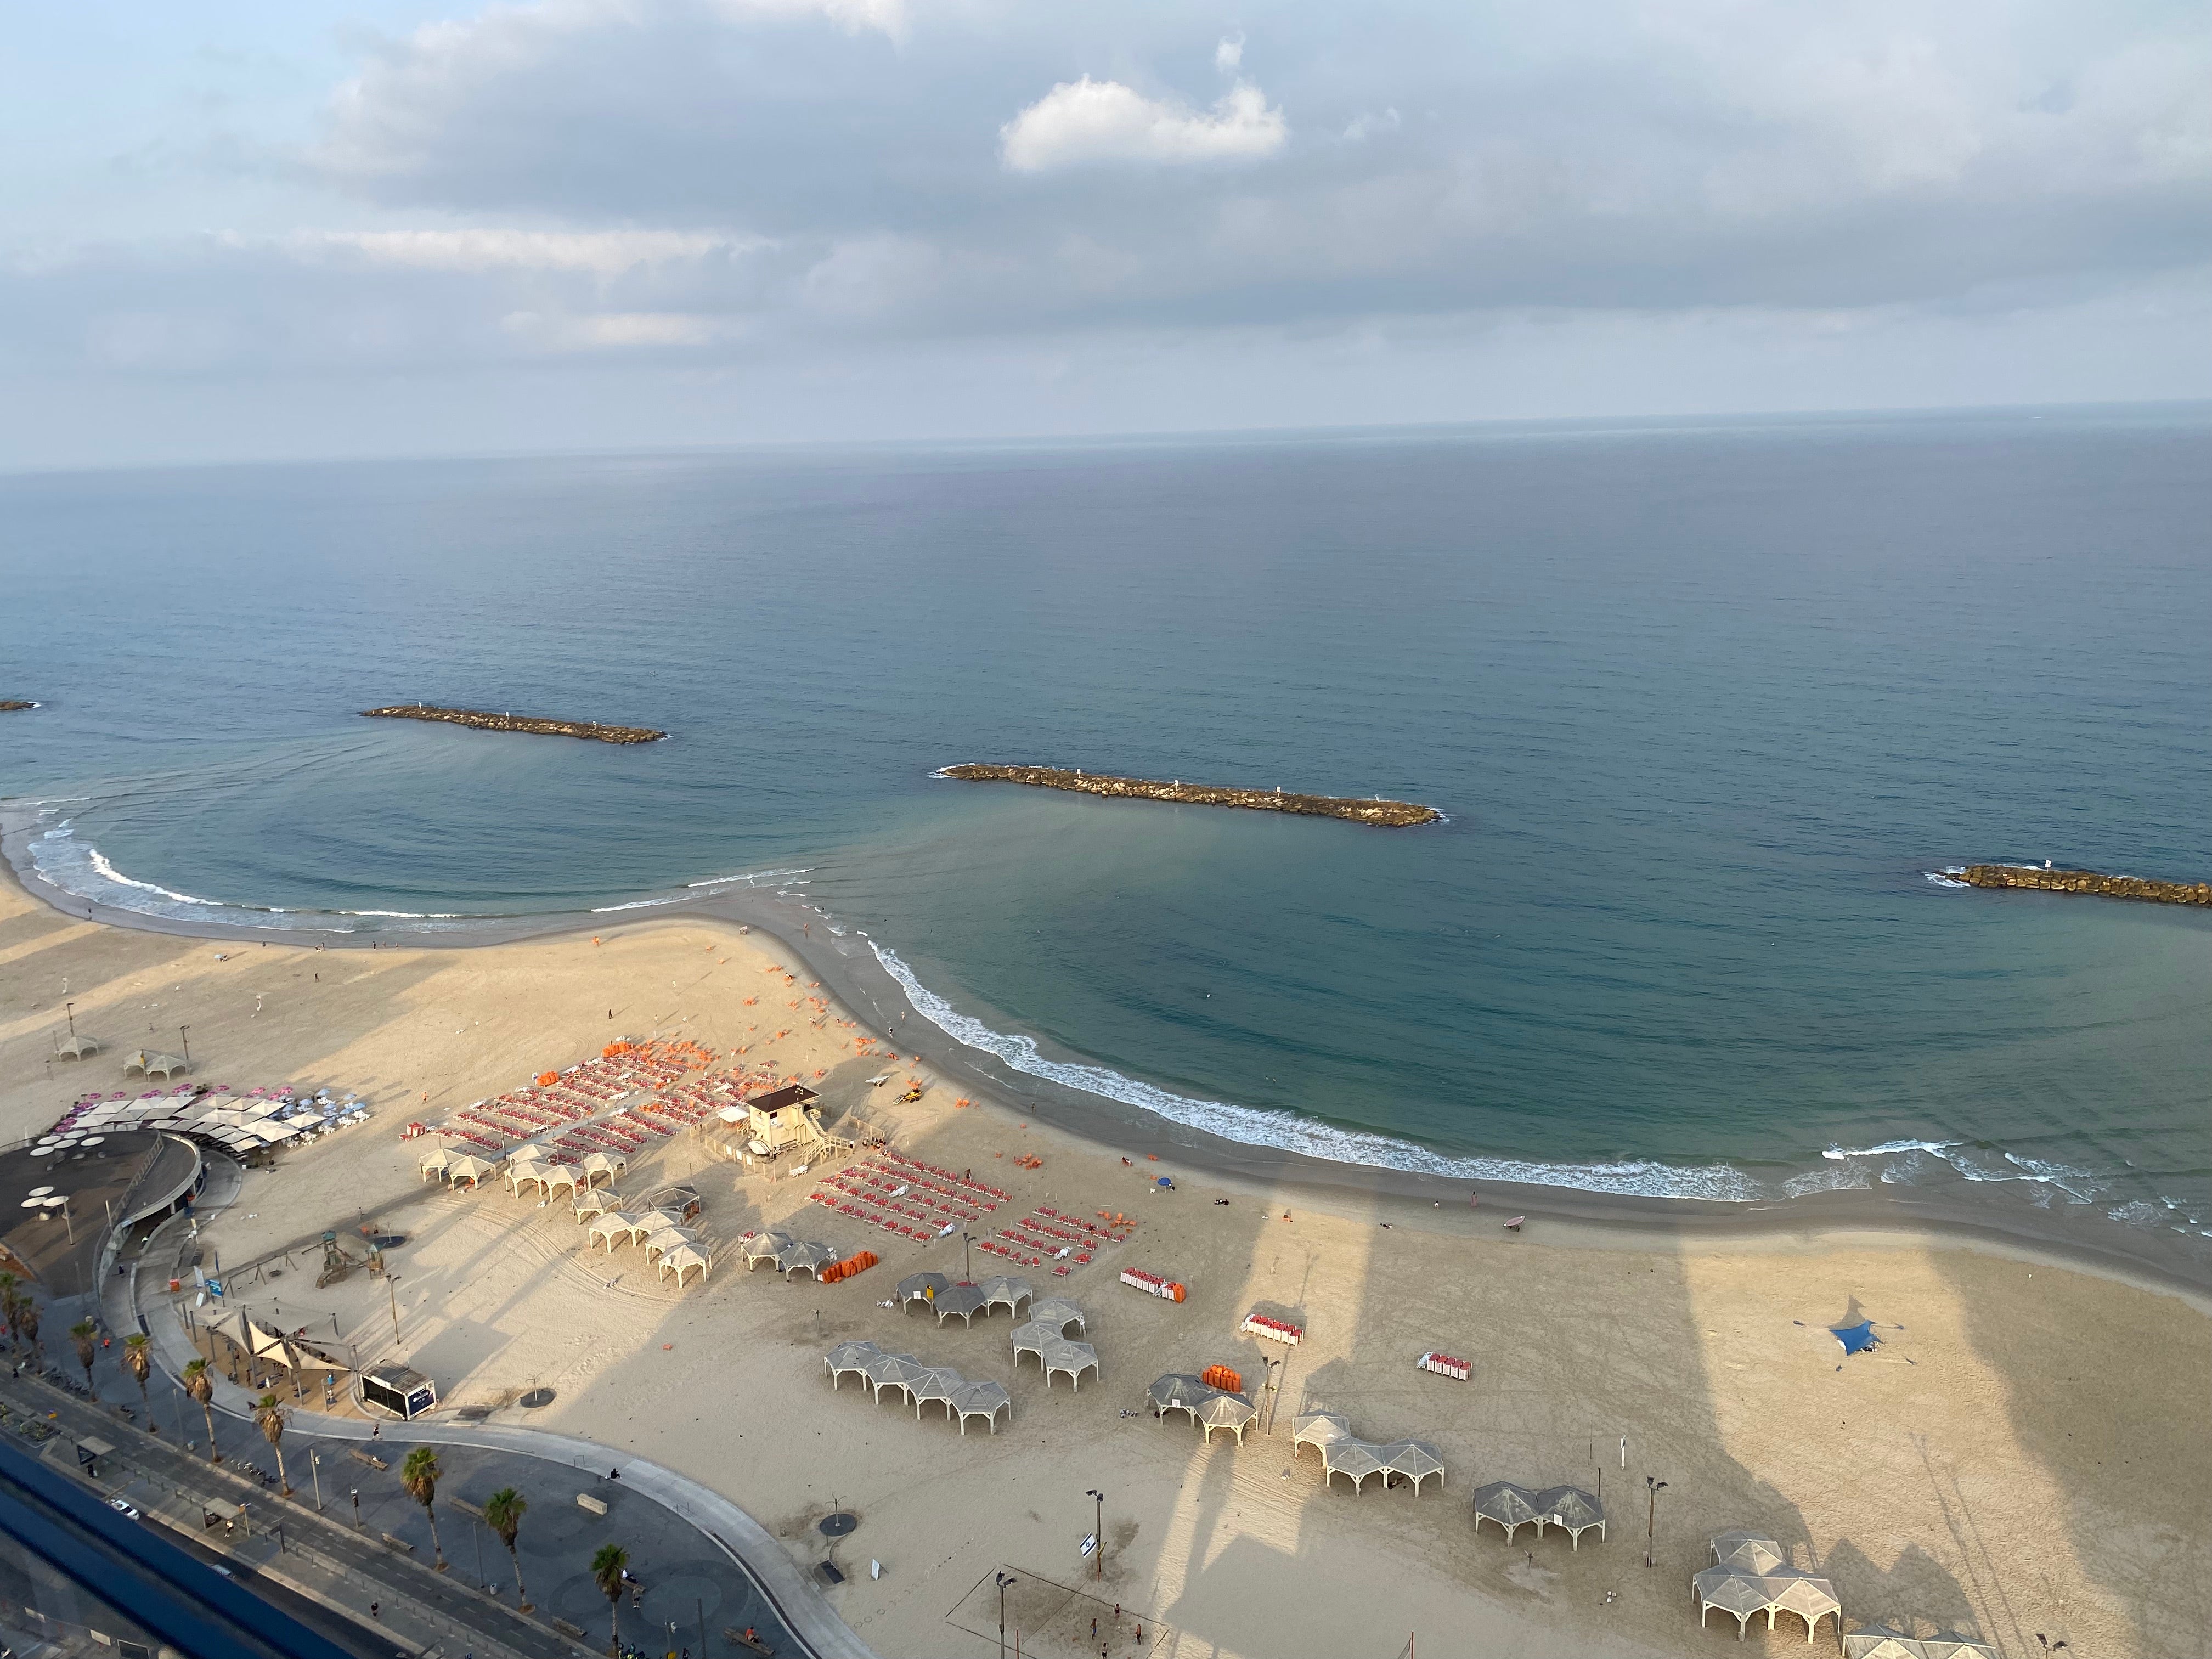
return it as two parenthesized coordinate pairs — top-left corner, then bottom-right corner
(5, 0), (2208, 466)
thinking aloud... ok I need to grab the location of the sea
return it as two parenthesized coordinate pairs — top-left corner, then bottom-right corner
(4, 406), (2208, 1254)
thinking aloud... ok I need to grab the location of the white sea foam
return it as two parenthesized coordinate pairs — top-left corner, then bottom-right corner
(589, 895), (690, 913)
(341, 910), (461, 919)
(1824, 1137), (1962, 1160)
(87, 845), (220, 905)
(687, 866), (814, 889)
(1783, 1165), (1871, 1197)
(1923, 869), (1969, 889)
(869, 939), (1761, 1201)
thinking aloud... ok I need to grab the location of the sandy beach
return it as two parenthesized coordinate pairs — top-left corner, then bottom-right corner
(3, 865), (2207, 1659)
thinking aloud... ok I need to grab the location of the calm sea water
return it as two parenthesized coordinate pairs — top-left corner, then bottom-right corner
(4, 409), (2208, 1239)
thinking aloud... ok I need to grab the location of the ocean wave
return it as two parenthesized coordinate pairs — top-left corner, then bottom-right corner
(1783, 1165), (1871, 1197)
(341, 910), (461, 919)
(1923, 866), (1969, 889)
(869, 939), (1762, 1201)
(687, 866), (815, 889)
(589, 895), (691, 913)
(1824, 1137), (1964, 1160)
(88, 845), (221, 906)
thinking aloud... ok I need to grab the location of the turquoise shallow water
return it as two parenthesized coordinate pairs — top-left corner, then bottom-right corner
(4, 409), (2208, 1242)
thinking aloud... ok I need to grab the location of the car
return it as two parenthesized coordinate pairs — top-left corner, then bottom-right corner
(106, 1497), (140, 1520)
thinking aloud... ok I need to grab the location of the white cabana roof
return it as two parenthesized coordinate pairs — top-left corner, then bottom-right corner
(950, 1379), (1011, 1434)
(825, 1340), (883, 1389)
(742, 1229), (795, 1267)
(573, 1188), (620, 1217)
(910, 1366), (964, 1419)
(1028, 1296), (1086, 1335)
(657, 1242), (712, 1285)
(1194, 1391), (1259, 1443)
(1472, 1481), (1544, 1539)
(582, 1150), (626, 1174)
(777, 1240), (840, 1279)
(1293, 1410), (1443, 1493)
(444, 1153), (492, 1184)
(1712, 1531), (1790, 1574)
(978, 1275), (1034, 1317)
(1533, 1485), (1606, 1548)
(897, 1271), (951, 1308)
(1035, 1336), (1099, 1390)
(862, 1351), (932, 1403)
(643, 1226), (701, 1261)
(588, 1212), (648, 1251)
(929, 1284), (988, 1325)
(1694, 1563), (1842, 1642)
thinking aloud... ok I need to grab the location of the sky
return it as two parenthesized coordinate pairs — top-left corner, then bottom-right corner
(4, 0), (2208, 467)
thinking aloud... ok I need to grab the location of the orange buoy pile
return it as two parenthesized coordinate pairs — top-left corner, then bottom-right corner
(536, 1071), (558, 1086)
(819, 1250), (880, 1284)
(1201, 1364), (1242, 1393)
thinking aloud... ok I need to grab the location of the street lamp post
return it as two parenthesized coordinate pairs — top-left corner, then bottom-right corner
(309, 1451), (323, 1513)
(1645, 1476), (1668, 1568)
(995, 1571), (1017, 1659)
(962, 1232), (973, 1282)
(1086, 1489), (1104, 1581)
(351, 1488), (361, 1529)
(179, 1026), (190, 1063)
(386, 1275), (402, 1346)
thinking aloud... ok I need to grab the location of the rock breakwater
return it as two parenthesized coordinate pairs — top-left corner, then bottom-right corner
(362, 704), (665, 743)
(940, 764), (1440, 826)
(1959, 864), (2210, 907)
(0, 700), (36, 713)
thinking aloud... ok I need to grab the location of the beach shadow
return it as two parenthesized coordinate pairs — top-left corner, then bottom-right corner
(1822, 1538), (1980, 1640)
(1931, 1248), (2212, 1659)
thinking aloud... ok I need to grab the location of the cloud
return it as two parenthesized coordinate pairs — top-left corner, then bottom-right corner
(1000, 77), (1288, 171)
(278, 229), (755, 275)
(1214, 35), (1244, 73)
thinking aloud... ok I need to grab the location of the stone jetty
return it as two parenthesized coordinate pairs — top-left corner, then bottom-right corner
(940, 764), (1440, 826)
(1959, 864), (2210, 907)
(362, 704), (665, 744)
(0, 701), (36, 713)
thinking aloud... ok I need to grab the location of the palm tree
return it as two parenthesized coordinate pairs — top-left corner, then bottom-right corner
(18, 1297), (41, 1365)
(183, 1358), (219, 1461)
(483, 1487), (531, 1609)
(591, 1541), (629, 1653)
(69, 1321), (99, 1398)
(122, 1334), (155, 1429)
(253, 1393), (292, 1494)
(401, 1446), (447, 1570)
(0, 1272), (19, 1351)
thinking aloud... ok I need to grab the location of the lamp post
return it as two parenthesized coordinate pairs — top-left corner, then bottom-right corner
(995, 1571), (1017, 1659)
(1086, 1489), (1104, 1581)
(351, 1488), (361, 1530)
(66, 1002), (76, 1037)
(962, 1232), (973, 1282)
(309, 1451), (323, 1513)
(386, 1275), (402, 1346)
(179, 1026), (190, 1063)
(1645, 1476), (1668, 1568)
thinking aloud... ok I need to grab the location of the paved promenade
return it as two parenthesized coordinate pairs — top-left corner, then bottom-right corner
(16, 1206), (883, 1659)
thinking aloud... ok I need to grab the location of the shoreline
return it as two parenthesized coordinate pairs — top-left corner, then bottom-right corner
(5, 799), (2204, 1299)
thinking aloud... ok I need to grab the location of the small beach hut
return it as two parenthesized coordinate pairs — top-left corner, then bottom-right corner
(930, 1284), (988, 1327)
(1147, 1375), (1212, 1424)
(897, 1271), (951, 1311)
(574, 1188), (620, 1220)
(911, 1365), (963, 1421)
(1381, 1440), (1447, 1495)
(1321, 1438), (1390, 1492)
(950, 1379), (1011, 1435)
(1712, 1532), (1790, 1574)
(580, 1151), (625, 1186)
(642, 1226), (701, 1262)
(126, 1051), (189, 1080)
(825, 1340), (883, 1390)
(862, 1351), (930, 1406)
(1472, 1481), (1544, 1542)
(505, 1159), (553, 1195)
(1918, 1635), (1998, 1659)
(419, 1147), (454, 1181)
(1028, 1296), (1087, 1336)
(1695, 1566), (1775, 1639)
(1843, 1626), (1927, 1659)
(1038, 1336), (1099, 1391)
(978, 1275), (1034, 1318)
(658, 1242), (712, 1286)
(1534, 1485), (1604, 1547)
(1762, 1570), (1843, 1641)
(1195, 1391), (1259, 1444)
(777, 1240), (840, 1281)
(589, 1212), (647, 1252)
(444, 1154), (491, 1189)
(742, 1229), (795, 1271)
(54, 1034), (100, 1059)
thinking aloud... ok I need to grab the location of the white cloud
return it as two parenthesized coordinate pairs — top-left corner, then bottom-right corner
(1214, 35), (1244, 72)
(499, 308), (735, 349)
(279, 229), (757, 275)
(1001, 77), (1288, 171)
